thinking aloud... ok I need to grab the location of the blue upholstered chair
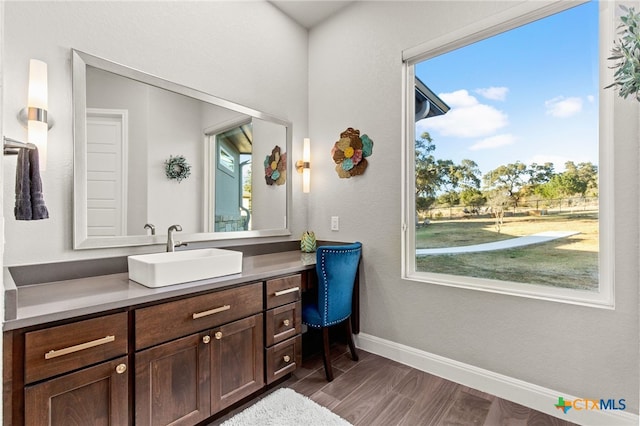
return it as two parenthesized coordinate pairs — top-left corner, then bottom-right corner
(302, 242), (362, 381)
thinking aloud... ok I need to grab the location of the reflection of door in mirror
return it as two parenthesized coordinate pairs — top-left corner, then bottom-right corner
(86, 109), (128, 237)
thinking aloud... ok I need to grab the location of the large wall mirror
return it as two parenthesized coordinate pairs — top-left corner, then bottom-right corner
(72, 49), (292, 249)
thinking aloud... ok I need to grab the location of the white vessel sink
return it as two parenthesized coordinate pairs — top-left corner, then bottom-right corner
(128, 248), (243, 288)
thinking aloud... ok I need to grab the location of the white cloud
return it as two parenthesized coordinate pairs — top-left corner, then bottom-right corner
(545, 96), (583, 118)
(475, 86), (509, 101)
(440, 89), (480, 107)
(423, 90), (509, 138)
(469, 134), (516, 151)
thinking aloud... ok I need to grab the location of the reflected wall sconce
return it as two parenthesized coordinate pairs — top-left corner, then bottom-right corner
(296, 138), (311, 193)
(15, 59), (53, 169)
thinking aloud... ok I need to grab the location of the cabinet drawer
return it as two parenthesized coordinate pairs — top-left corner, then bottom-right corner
(265, 334), (301, 384)
(25, 312), (128, 384)
(135, 282), (262, 350)
(265, 301), (301, 347)
(265, 274), (301, 309)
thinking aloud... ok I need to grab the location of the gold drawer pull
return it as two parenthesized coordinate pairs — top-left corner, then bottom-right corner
(215, 331), (223, 340)
(115, 363), (127, 374)
(283, 319), (290, 327)
(203, 335), (211, 344)
(193, 304), (231, 319)
(274, 287), (299, 297)
(283, 355), (291, 363)
(44, 335), (116, 360)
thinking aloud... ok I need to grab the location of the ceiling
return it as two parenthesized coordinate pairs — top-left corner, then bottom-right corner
(269, 1), (355, 29)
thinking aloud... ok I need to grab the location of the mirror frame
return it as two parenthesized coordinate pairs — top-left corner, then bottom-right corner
(72, 49), (292, 249)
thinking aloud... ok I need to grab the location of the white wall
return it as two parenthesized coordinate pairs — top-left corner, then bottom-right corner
(308, 0), (638, 414)
(2, 0), (309, 264)
(0, 1), (5, 421)
(252, 118), (288, 230)
(146, 87), (202, 234)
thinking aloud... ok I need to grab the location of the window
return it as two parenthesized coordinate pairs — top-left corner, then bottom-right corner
(402, 0), (614, 307)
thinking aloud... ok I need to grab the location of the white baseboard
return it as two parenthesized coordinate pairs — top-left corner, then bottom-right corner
(354, 333), (638, 426)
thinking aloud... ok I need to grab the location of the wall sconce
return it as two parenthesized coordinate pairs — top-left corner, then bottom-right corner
(296, 138), (311, 193)
(17, 59), (53, 170)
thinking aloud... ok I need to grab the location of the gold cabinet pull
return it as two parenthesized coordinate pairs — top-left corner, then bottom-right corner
(214, 331), (223, 340)
(283, 355), (291, 363)
(192, 304), (231, 320)
(283, 319), (290, 327)
(44, 335), (116, 360)
(274, 287), (299, 297)
(115, 363), (127, 374)
(203, 335), (211, 344)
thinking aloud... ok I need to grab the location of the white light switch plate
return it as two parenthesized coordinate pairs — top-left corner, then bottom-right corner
(331, 216), (339, 231)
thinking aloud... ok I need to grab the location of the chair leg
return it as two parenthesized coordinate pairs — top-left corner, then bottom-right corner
(321, 326), (334, 381)
(345, 317), (359, 361)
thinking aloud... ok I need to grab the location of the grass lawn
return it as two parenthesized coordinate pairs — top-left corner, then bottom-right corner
(416, 212), (598, 290)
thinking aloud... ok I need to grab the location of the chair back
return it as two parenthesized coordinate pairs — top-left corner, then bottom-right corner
(315, 242), (362, 326)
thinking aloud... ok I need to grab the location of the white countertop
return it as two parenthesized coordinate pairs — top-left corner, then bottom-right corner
(4, 250), (316, 331)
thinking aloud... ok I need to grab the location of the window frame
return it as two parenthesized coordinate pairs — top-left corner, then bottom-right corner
(401, 0), (615, 308)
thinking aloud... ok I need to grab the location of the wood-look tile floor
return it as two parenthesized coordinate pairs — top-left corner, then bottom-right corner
(211, 343), (577, 426)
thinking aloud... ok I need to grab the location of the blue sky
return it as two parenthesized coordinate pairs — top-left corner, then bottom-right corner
(416, 1), (599, 177)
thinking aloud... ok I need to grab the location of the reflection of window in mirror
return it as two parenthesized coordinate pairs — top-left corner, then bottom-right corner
(208, 119), (253, 232)
(403, 1), (613, 307)
(218, 145), (235, 174)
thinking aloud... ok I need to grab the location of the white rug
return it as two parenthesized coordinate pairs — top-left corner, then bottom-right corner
(221, 388), (351, 426)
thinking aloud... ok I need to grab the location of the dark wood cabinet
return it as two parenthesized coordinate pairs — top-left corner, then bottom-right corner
(19, 312), (130, 426)
(135, 314), (264, 425)
(7, 273), (303, 426)
(211, 314), (264, 413)
(24, 356), (129, 426)
(135, 332), (211, 426)
(264, 275), (302, 384)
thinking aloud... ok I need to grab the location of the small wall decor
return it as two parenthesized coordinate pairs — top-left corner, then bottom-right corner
(164, 155), (191, 183)
(264, 145), (287, 186)
(331, 127), (374, 178)
(300, 230), (317, 253)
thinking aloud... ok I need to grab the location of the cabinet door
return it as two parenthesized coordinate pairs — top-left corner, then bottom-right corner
(135, 332), (210, 426)
(211, 313), (264, 413)
(25, 356), (128, 426)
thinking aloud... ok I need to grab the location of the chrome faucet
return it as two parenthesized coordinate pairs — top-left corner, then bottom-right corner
(144, 223), (156, 235)
(167, 224), (182, 252)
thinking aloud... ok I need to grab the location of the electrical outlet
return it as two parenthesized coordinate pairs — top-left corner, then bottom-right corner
(331, 216), (339, 231)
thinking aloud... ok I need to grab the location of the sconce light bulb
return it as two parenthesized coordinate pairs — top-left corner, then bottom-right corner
(303, 138), (310, 162)
(28, 59), (48, 110)
(28, 120), (48, 171)
(26, 59), (48, 171)
(302, 138), (310, 193)
(302, 168), (310, 193)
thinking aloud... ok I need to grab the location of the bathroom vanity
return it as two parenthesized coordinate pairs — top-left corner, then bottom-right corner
(2, 248), (329, 426)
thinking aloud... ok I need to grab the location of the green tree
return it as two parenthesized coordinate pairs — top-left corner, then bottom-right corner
(460, 187), (485, 208)
(525, 162), (555, 196)
(535, 161), (598, 199)
(415, 132), (439, 212)
(483, 162), (528, 207)
(437, 190), (460, 207)
(563, 161), (598, 197)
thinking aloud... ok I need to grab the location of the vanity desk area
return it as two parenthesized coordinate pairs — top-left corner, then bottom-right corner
(2, 48), (363, 426)
(2, 243), (361, 426)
